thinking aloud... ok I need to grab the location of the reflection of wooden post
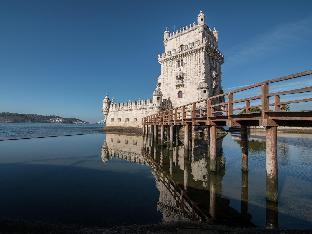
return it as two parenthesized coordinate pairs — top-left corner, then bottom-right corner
(210, 125), (217, 171)
(266, 126), (278, 202)
(175, 126), (179, 146)
(184, 148), (189, 190)
(150, 125), (154, 139)
(241, 171), (249, 218)
(169, 125), (174, 147)
(209, 174), (216, 219)
(184, 124), (190, 149)
(241, 126), (248, 172)
(160, 125), (164, 143)
(266, 200), (278, 229)
(153, 125), (158, 142)
(169, 149), (173, 175)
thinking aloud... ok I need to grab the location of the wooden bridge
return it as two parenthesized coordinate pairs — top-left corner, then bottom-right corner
(142, 70), (312, 202)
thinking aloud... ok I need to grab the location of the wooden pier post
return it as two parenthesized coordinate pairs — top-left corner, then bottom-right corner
(241, 126), (248, 172)
(184, 124), (190, 149)
(266, 126), (278, 202)
(209, 125), (217, 172)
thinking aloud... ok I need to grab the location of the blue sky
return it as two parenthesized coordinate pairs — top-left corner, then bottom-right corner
(0, 0), (311, 122)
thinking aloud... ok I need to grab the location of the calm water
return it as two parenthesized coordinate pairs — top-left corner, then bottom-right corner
(0, 123), (103, 140)
(0, 124), (311, 229)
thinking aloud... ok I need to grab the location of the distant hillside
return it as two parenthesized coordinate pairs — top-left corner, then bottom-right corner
(0, 112), (88, 124)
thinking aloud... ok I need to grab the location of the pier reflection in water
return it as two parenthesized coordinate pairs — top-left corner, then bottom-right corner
(101, 132), (284, 228)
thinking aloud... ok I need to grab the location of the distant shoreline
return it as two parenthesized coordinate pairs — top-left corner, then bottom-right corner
(0, 112), (88, 124)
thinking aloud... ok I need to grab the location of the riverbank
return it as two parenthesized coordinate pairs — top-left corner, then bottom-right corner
(103, 126), (143, 135)
(1, 220), (310, 233)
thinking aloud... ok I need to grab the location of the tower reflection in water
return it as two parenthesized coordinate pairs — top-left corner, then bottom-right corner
(101, 133), (278, 228)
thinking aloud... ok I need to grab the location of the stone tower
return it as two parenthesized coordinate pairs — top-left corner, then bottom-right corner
(157, 11), (224, 108)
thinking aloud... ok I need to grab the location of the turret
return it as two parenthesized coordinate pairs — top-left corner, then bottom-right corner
(213, 27), (218, 42)
(102, 95), (111, 123)
(164, 29), (170, 41)
(197, 10), (205, 25)
(197, 79), (209, 100)
(153, 86), (163, 107)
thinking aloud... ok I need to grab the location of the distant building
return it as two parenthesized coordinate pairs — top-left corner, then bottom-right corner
(102, 11), (224, 128)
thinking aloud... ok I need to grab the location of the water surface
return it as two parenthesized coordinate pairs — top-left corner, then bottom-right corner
(0, 125), (311, 229)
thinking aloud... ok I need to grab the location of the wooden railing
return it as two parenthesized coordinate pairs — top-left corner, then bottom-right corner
(143, 70), (312, 127)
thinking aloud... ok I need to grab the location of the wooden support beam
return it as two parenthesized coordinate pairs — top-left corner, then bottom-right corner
(182, 106), (185, 125)
(174, 108), (177, 125)
(245, 100), (250, 113)
(209, 125), (217, 171)
(184, 124), (189, 149)
(262, 83), (269, 119)
(228, 92), (233, 117)
(192, 102), (196, 125)
(274, 95), (280, 111)
(266, 126), (278, 202)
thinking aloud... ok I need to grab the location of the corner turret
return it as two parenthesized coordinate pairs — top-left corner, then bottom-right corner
(102, 95), (111, 123)
(197, 10), (205, 25)
(153, 86), (163, 107)
(164, 29), (170, 41)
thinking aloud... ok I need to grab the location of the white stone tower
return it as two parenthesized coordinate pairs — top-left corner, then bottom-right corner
(157, 11), (224, 108)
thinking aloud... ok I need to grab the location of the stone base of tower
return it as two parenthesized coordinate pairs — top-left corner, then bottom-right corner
(103, 126), (143, 135)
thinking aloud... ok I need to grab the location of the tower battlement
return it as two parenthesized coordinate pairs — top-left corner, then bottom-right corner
(158, 37), (224, 63)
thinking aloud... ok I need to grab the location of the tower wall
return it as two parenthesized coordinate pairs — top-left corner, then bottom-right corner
(158, 17), (223, 108)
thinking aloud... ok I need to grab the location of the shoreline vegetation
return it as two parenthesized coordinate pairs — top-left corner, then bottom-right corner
(0, 112), (88, 124)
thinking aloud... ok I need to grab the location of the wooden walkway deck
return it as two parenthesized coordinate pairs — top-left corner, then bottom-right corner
(143, 70), (312, 128)
(142, 70), (312, 203)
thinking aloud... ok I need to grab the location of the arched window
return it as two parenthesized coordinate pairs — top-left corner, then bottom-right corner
(178, 91), (183, 98)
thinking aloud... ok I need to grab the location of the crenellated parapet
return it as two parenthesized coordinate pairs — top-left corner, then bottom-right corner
(109, 98), (160, 112)
(158, 37), (224, 64)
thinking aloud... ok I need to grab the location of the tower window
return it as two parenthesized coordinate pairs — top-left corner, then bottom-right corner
(177, 59), (183, 67)
(178, 91), (183, 98)
(125, 118), (129, 122)
(203, 90), (207, 93)
(111, 118), (114, 122)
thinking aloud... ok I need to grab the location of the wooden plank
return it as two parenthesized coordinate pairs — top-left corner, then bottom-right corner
(269, 86), (312, 97)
